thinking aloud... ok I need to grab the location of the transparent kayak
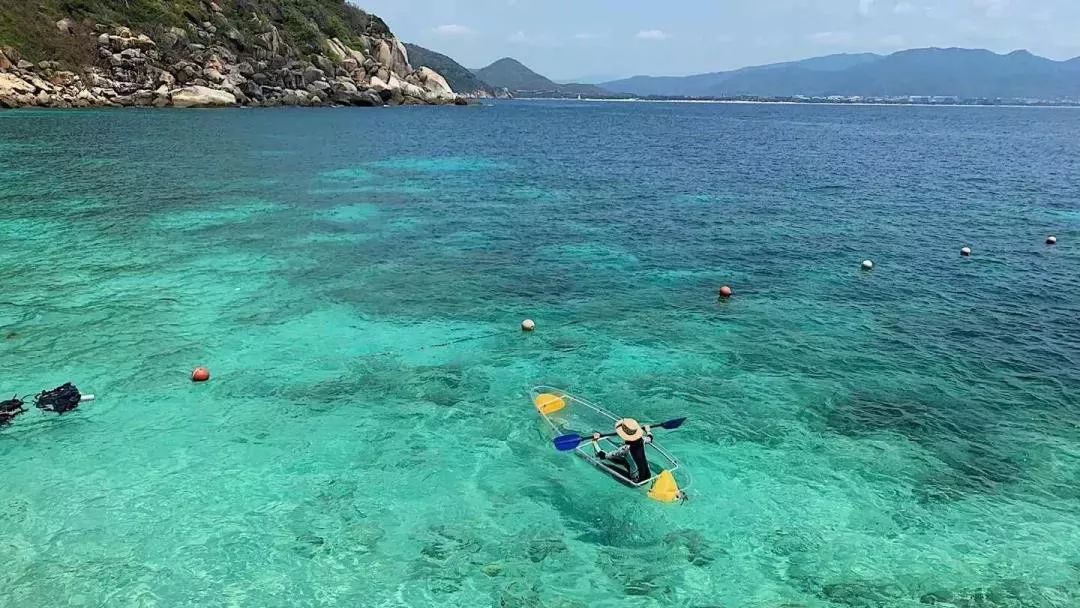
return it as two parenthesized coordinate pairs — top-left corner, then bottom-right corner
(531, 386), (682, 492)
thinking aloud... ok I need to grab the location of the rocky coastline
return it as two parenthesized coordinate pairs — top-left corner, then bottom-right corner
(0, 6), (463, 109)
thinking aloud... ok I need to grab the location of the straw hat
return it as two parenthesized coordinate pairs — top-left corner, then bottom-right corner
(615, 418), (645, 442)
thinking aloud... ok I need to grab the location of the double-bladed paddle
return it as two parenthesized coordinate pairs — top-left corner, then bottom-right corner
(552, 417), (687, 452)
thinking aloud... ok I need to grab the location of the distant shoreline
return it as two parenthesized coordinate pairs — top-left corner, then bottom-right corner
(506, 97), (1080, 109)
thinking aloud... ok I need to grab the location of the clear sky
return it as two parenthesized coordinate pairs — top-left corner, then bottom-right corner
(357, 0), (1080, 82)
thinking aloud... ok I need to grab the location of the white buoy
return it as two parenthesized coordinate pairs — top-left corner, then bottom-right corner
(961, 246), (972, 257)
(861, 260), (874, 271)
(1047, 235), (1058, 245)
(521, 319), (536, 332)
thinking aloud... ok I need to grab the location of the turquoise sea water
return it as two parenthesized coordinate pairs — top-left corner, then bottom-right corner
(1, 102), (1079, 607)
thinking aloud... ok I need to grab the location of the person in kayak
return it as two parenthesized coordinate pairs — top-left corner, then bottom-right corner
(592, 418), (653, 483)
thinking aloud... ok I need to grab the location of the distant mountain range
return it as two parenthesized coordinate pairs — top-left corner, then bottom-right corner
(401, 46), (1080, 101)
(472, 58), (613, 98)
(603, 48), (1080, 99)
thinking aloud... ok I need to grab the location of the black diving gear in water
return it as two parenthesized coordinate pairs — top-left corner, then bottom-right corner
(35, 383), (82, 414)
(0, 396), (26, 426)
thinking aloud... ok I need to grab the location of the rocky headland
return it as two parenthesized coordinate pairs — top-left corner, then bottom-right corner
(0, 0), (463, 109)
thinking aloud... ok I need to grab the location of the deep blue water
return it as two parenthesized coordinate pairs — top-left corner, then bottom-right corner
(1, 101), (1079, 607)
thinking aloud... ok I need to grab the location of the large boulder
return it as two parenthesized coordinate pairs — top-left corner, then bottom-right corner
(0, 49), (13, 71)
(389, 74), (424, 100)
(203, 68), (226, 83)
(170, 85), (236, 108)
(29, 76), (55, 93)
(417, 67), (454, 99)
(239, 80), (264, 100)
(325, 38), (348, 62)
(375, 40), (392, 67)
(356, 89), (383, 107)
(302, 66), (324, 85)
(0, 73), (36, 96)
(389, 39), (411, 76)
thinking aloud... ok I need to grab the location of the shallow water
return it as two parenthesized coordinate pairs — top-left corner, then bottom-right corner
(1, 102), (1079, 607)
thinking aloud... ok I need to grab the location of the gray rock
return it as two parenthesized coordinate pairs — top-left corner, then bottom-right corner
(356, 89), (383, 107)
(171, 85), (236, 108)
(302, 66), (325, 85)
(35, 90), (52, 106)
(417, 66), (455, 99)
(282, 89), (310, 106)
(176, 65), (198, 84)
(17, 59), (34, 70)
(239, 80), (263, 100)
(203, 68), (226, 83)
(29, 76), (54, 93)
(313, 55), (335, 74)
(0, 73), (36, 96)
(389, 39), (411, 77)
(53, 71), (78, 86)
(237, 62), (255, 77)
(375, 40), (392, 68)
(333, 79), (359, 94)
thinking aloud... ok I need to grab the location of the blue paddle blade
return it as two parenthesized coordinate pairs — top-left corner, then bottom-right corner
(553, 434), (585, 452)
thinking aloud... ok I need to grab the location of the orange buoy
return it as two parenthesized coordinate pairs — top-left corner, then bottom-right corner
(719, 285), (733, 299)
(191, 367), (211, 382)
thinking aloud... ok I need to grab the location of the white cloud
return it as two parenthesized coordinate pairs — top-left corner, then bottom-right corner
(635, 29), (670, 41)
(574, 32), (602, 41)
(893, 2), (918, 15)
(508, 30), (528, 43)
(810, 31), (855, 45)
(858, 0), (875, 16)
(433, 24), (472, 36)
(972, 0), (1008, 17)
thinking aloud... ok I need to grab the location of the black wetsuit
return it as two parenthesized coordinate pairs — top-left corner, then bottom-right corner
(595, 434), (653, 483)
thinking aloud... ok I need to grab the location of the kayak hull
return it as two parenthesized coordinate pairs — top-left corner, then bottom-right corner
(531, 386), (682, 494)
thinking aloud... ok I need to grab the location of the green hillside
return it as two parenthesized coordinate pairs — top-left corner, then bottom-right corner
(405, 43), (492, 95)
(0, 0), (389, 63)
